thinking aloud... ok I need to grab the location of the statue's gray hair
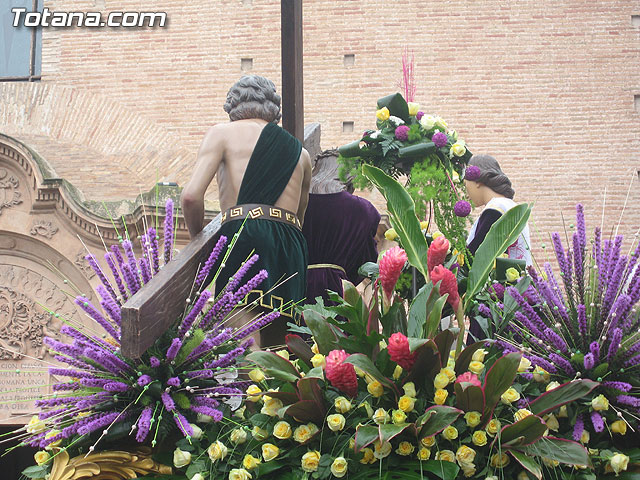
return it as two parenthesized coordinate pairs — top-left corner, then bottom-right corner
(223, 75), (281, 123)
(311, 149), (351, 194)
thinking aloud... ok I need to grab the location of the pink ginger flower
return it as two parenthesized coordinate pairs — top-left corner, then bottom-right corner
(455, 372), (481, 388)
(379, 246), (408, 303)
(427, 236), (449, 274)
(388, 332), (418, 370)
(325, 349), (358, 397)
(430, 265), (460, 311)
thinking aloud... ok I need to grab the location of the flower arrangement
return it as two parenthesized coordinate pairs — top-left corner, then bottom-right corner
(337, 93), (473, 255)
(476, 204), (640, 475)
(13, 199), (279, 480)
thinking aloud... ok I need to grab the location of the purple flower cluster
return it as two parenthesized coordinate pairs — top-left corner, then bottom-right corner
(432, 131), (448, 148)
(464, 165), (481, 181)
(453, 200), (471, 217)
(395, 125), (410, 141)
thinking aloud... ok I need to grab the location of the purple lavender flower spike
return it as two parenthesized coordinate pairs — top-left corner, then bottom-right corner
(601, 256), (627, 322)
(74, 296), (120, 340)
(549, 353), (574, 375)
(590, 411), (605, 432)
(200, 292), (233, 330)
(167, 377), (180, 387)
(607, 236), (623, 284)
(166, 338), (182, 361)
(137, 375), (152, 386)
(576, 204), (586, 251)
(186, 330), (232, 362)
(97, 284), (122, 326)
(602, 381), (632, 392)
(607, 328), (623, 364)
(164, 198), (174, 265)
(617, 395), (640, 407)
(105, 252), (128, 302)
(224, 254), (260, 295)
(136, 406), (153, 443)
(544, 328), (569, 354)
(122, 240), (139, 282)
(85, 254), (119, 304)
(583, 353), (594, 370)
(205, 346), (246, 370)
(573, 233), (585, 303)
(196, 235), (228, 286)
(624, 353), (640, 368)
(150, 356), (161, 368)
(120, 263), (140, 295)
(234, 311), (280, 340)
(228, 269), (269, 309)
(573, 415), (584, 441)
(178, 290), (212, 337)
(147, 227), (160, 274)
(477, 304), (492, 317)
(599, 239), (611, 296)
(139, 257), (151, 284)
(173, 411), (194, 437)
(577, 304), (588, 347)
(161, 392), (176, 411)
(103, 381), (130, 392)
(190, 405), (223, 421)
(83, 348), (125, 375)
(623, 242), (640, 288)
(589, 341), (600, 363)
(77, 411), (123, 436)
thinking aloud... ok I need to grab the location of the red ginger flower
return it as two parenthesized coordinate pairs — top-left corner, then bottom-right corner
(427, 236), (449, 274)
(455, 372), (481, 388)
(379, 246), (408, 303)
(430, 265), (460, 311)
(388, 332), (418, 370)
(325, 349), (358, 397)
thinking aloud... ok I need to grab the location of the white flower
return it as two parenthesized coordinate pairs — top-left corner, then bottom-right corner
(369, 130), (381, 139)
(388, 116), (405, 126)
(224, 395), (243, 411)
(214, 368), (238, 384)
(419, 115), (436, 130)
(190, 424), (203, 440)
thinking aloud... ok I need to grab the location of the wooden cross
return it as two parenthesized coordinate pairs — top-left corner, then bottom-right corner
(121, 0), (304, 358)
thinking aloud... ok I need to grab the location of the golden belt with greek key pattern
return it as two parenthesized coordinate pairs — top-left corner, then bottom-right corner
(220, 203), (302, 231)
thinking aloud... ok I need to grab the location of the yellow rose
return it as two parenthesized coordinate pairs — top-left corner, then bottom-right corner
(434, 372), (450, 389)
(246, 384), (262, 402)
(273, 420), (292, 439)
(301, 450), (321, 472)
(544, 414), (559, 432)
(468, 361), (485, 375)
(500, 387), (521, 405)
(242, 454), (261, 470)
(456, 445), (476, 466)
(275, 349), (289, 360)
(327, 414), (346, 431)
(421, 436), (435, 448)
(518, 356), (532, 372)
(408, 102), (420, 116)
(581, 430), (590, 444)
(464, 411), (482, 428)
(542, 457), (559, 468)
(611, 420), (627, 435)
(442, 426), (458, 441)
(310, 353), (326, 368)
(514, 409), (532, 422)
(505, 267), (520, 283)
(435, 450), (456, 463)
(460, 462), (476, 478)
(434, 388), (449, 405)
(471, 349), (487, 363)
(44, 429), (62, 449)
(334, 396), (352, 413)
(432, 231), (444, 239)
(546, 381), (561, 392)
(472, 430), (488, 446)
(557, 405), (568, 418)
(610, 453), (630, 475)
(367, 380), (384, 398)
(417, 447), (431, 460)
(450, 140), (466, 158)
(591, 394), (609, 411)
(485, 418), (501, 436)
(398, 395), (416, 413)
(373, 408), (390, 425)
(359, 401), (374, 418)
(293, 424), (313, 443)
(261, 396), (283, 416)
(262, 443), (279, 462)
(26, 415), (46, 434)
(376, 107), (390, 121)
(252, 426), (269, 441)
(435, 116), (448, 130)
(331, 456), (348, 478)
(34, 450), (50, 466)
(396, 441), (415, 456)
(373, 440), (392, 459)
(403, 382), (417, 398)
(229, 468), (252, 480)
(533, 366), (550, 383)
(230, 428), (248, 444)
(311, 342), (319, 354)
(420, 220), (429, 230)
(207, 440), (228, 462)
(451, 171), (460, 183)
(360, 447), (376, 464)
(490, 453), (510, 468)
(248, 368), (265, 383)
(393, 365), (403, 380)
(392, 409), (407, 425)
(173, 448), (192, 468)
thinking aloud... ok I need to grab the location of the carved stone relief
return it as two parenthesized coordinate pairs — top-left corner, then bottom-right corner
(75, 250), (96, 279)
(0, 168), (22, 214)
(30, 220), (59, 239)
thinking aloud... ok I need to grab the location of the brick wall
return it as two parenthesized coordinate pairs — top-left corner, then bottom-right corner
(2, 0), (640, 260)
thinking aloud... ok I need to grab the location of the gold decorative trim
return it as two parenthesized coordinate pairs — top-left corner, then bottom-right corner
(308, 263), (346, 275)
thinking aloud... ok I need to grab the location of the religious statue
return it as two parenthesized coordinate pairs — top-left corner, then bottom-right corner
(181, 75), (311, 347)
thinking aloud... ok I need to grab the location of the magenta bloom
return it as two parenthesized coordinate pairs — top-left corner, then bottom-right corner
(464, 165), (482, 181)
(395, 125), (410, 141)
(432, 131), (448, 148)
(454, 200), (471, 217)
(325, 350), (358, 397)
(455, 372), (481, 388)
(416, 111), (424, 120)
(379, 246), (408, 303)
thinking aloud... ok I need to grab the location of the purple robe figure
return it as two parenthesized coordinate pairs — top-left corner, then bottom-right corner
(302, 151), (380, 303)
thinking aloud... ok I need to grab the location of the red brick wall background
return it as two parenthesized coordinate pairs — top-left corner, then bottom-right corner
(1, 0), (640, 261)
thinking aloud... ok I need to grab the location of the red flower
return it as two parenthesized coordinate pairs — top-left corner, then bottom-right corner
(455, 372), (481, 388)
(379, 246), (408, 303)
(430, 265), (460, 311)
(388, 332), (418, 370)
(427, 236), (449, 274)
(455, 372), (482, 387)
(325, 349), (358, 397)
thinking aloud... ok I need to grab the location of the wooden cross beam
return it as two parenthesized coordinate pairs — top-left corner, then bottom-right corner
(120, 1), (304, 358)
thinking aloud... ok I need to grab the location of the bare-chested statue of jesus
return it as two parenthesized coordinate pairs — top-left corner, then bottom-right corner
(181, 75), (311, 347)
